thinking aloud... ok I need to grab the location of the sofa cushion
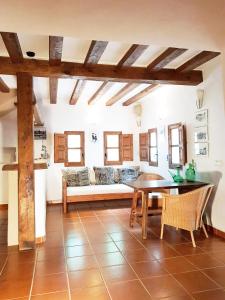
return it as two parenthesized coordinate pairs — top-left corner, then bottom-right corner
(67, 184), (134, 196)
(62, 167), (90, 186)
(117, 167), (139, 183)
(93, 167), (115, 185)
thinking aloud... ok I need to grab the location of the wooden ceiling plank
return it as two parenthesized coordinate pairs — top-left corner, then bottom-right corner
(176, 51), (220, 72)
(117, 44), (148, 68)
(70, 40), (108, 105)
(147, 47), (187, 71)
(106, 83), (139, 106)
(49, 36), (63, 104)
(88, 81), (114, 105)
(49, 77), (58, 104)
(0, 32), (23, 63)
(33, 105), (43, 126)
(49, 36), (64, 66)
(69, 79), (86, 105)
(0, 77), (10, 92)
(0, 56), (203, 86)
(122, 84), (160, 106)
(84, 40), (108, 66)
(90, 44), (148, 105)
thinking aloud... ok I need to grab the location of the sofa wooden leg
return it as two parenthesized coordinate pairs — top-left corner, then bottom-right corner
(63, 201), (67, 214)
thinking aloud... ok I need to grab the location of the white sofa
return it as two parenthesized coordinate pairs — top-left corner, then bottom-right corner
(62, 167), (140, 213)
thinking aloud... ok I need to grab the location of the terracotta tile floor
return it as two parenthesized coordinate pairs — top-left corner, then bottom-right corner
(0, 201), (225, 299)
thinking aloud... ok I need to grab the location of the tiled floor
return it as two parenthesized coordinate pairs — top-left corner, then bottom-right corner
(0, 200), (225, 299)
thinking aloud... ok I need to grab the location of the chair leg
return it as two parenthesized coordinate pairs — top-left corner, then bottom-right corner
(160, 224), (164, 239)
(190, 231), (196, 247)
(202, 223), (209, 238)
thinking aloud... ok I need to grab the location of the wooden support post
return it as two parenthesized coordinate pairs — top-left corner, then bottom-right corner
(17, 72), (35, 250)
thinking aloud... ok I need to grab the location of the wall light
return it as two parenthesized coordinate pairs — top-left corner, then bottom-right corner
(196, 89), (204, 109)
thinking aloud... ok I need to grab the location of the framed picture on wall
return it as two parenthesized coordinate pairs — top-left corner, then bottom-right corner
(194, 126), (208, 142)
(195, 109), (208, 126)
(195, 142), (209, 157)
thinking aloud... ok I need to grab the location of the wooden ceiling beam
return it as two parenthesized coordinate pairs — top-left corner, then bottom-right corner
(147, 47), (187, 71)
(84, 40), (108, 66)
(33, 105), (43, 126)
(106, 83), (139, 106)
(88, 44), (148, 105)
(0, 77), (10, 92)
(117, 44), (148, 68)
(176, 51), (220, 72)
(0, 32), (23, 63)
(49, 36), (63, 104)
(70, 40), (108, 105)
(122, 84), (160, 106)
(0, 56), (203, 86)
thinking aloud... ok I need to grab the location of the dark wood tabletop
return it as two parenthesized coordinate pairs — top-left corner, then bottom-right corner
(124, 179), (208, 192)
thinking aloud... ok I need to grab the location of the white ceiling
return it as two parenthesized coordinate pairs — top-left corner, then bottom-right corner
(0, 0), (225, 51)
(0, 0), (223, 110)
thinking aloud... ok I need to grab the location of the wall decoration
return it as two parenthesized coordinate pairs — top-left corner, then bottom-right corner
(194, 126), (208, 142)
(195, 109), (208, 126)
(195, 142), (209, 157)
(34, 126), (47, 140)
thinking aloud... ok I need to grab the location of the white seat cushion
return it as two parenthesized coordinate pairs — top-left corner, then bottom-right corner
(67, 184), (134, 196)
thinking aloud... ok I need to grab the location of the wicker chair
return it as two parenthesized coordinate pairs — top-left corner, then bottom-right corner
(160, 185), (214, 247)
(129, 173), (169, 227)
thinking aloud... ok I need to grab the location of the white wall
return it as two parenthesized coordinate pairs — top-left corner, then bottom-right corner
(38, 104), (140, 201)
(140, 56), (225, 232)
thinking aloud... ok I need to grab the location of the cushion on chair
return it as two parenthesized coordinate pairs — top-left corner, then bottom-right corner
(93, 167), (115, 185)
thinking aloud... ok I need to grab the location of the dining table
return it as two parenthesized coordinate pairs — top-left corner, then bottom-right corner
(124, 179), (208, 239)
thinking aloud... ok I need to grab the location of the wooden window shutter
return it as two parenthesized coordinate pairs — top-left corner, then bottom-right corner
(139, 132), (149, 161)
(54, 133), (66, 163)
(122, 134), (133, 161)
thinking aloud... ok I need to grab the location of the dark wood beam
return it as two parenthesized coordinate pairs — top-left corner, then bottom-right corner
(70, 40), (108, 105)
(17, 72), (35, 250)
(49, 36), (64, 66)
(123, 84), (160, 106)
(49, 77), (58, 104)
(117, 44), (148, 68)
(147, 47), (187, 71)
(0, 32), (23, 63)
(0, 57), (203, 86)
(177, 51), (220, 72)
(49, 36), (63, 104)
(87, 44), (148, 104)
(88, 81), (114, 105)
(0, 77), (10, 92)
(70, 80), (86, 105)
(84, 40), (108, 66)
(106, 83), (139, 106)
(33, 105), (43, 126)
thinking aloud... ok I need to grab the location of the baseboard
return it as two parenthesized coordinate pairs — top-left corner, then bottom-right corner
(35, 236), (46, 244)
(47, 200), (62, 205)
(0, 204), (8, 210)
(206, 224), (225, 239)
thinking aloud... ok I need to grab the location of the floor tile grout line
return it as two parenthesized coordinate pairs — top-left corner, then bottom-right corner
(0, 255), (8, 275)
(28, 248), (38, 300)
(77, 210), (113, 300)
(61, 207), (72, 300)
(95, 211), (156, 299)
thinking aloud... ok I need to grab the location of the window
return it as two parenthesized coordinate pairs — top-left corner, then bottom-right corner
(104, 131), (122, 165)
(122, 134), (133, 161)
(149, 128), (158, 166)
(54, 131), (85, 166)
(139, 132), (149, 161)
(168, 123), (186, 169)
